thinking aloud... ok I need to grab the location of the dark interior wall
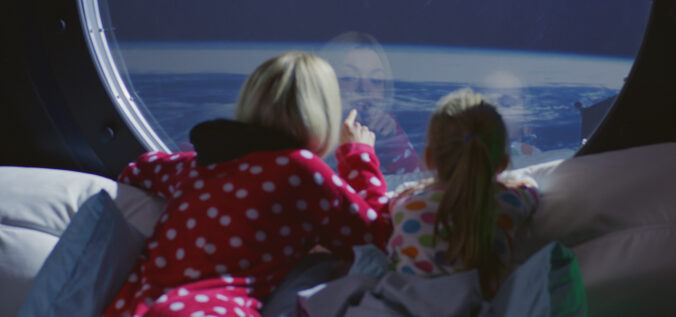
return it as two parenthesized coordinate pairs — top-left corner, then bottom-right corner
(0, 2), (81, 171)
(578, 0), (676, 156)
(0, 0), (146, 178)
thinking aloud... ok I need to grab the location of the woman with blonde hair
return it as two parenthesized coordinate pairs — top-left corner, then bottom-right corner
(387, 88), (539, 297)
(105, 51), (393, 316)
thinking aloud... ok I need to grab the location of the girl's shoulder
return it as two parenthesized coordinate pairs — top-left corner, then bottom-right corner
(390, 179), (442, 209)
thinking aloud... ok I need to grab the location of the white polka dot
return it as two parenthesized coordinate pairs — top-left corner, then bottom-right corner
(173, 190), (183, 198)
(213, 306), (227, 315)
(189, 170), (199, 178)
(300, 149), (313, 159)
(132, 167), (140, 175)
(216, 294), (229, 301)
(179, 202), (189, 211)
(283, 246), (293, 256)
(115, 299), (125, 309)
(238, 163), (249, 171)
(249, 166), (263, 174)
(361, 152), (372, 162)
(296, 200), (307, 211)
(200, 193), (211, 201)
(208, 164), (217, 170)
(347, 185), (356, 193)
(364, 233), (374, 243)
(176, 162), (183, 171)
(207, 207), (219, 218)
(153, 165), (162, 174)
(320, 199), (330, 211)
(191, 161), (197, 168)
(378, 196), (389, 204)
(155, 256), (166, 268)
(313, 172), (324, 185)
(195, 294), (209, 303)
(230, 236), (242, 247)
(143, 179), (152, 188)
(161, 174), (169, 182)
(184, 268), (201, 279)
(276, 156), (289, 165)
(148, 241), (158, 249)
(170, 154), (180, 160)
(234, 307), (246, 317)
(332, 175), (344, 186)
(367, 208), (378, 221)
(186, 218), (196, 229)
(148, 155), (158, 163)
(333, 199), (340, 207)
(233, 297), (246, 306)
(219, 215), (231, 226)
(235, 189), (248, 198)
(190, 311), (205, 317)
(128, 273), (138, 283)
(166, 229), (177, 240)
(122, 177), (130, 184)
(348, 170), (359, 179)
(349, 203), (359, 214)
(340, 226), (351, 236)
(280, 226), (291, 237)
(246, 208), (259, 220)
(262, 181), (275, 192)
(176, 248), (185, 260)
(222, 275), (234, 283)
(196, 237), (206, 248)
(204, 244), (216, 254)
(215, 264), (227, 273)
(288, 175), (301, 187)
(178, 288), (189, 296)
(358, 190), (367, 198)
(369, 177), (382, 186)
(157, 294), (168, 303)
(239, 259), (250, 269)
(302, 222), (313, 232)
(223, 183), (234, 192)
(255, 231), (266, 242)
(194, 180), (204, 189)
(262, 253), (272, 262)
(271, 203), (283, 214)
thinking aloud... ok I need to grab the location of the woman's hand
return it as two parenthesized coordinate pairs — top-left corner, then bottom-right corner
(364, 107), (397, 137)
(340, 109), (376, 147)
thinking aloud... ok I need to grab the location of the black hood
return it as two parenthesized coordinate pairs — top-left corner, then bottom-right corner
(189, 119), (302, 165)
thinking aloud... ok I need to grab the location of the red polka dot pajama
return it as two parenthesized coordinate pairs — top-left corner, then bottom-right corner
(103, 143), (392, 317)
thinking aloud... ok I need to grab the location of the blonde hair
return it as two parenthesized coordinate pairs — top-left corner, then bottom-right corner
(235, 51), (342, 158)
(427, 88), (507, 297)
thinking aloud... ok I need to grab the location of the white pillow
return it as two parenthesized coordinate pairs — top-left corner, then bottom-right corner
(512, 143), (676, 256)
(0, 167), (165, 317)
(509, 142), (676, 314)
(572, 224), (676, 316)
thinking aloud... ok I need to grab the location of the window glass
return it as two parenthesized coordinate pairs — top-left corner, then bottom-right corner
(91, 0), (651, 183)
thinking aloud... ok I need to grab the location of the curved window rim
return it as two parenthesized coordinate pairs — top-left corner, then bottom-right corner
(78, 0), (171, 153)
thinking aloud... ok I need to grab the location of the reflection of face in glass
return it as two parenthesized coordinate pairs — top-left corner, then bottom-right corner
(336, 48), (387, 113)
(481, 71), (527, 142)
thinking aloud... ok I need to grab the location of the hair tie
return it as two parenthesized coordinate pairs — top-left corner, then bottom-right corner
(464, 132), (476, 144)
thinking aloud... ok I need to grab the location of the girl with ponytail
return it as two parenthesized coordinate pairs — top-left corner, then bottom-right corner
(386, 88), (539, 298)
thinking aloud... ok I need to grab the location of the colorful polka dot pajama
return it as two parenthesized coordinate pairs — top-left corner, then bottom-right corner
(103, 143), (392, 316)
(387, 182), (539, 277)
